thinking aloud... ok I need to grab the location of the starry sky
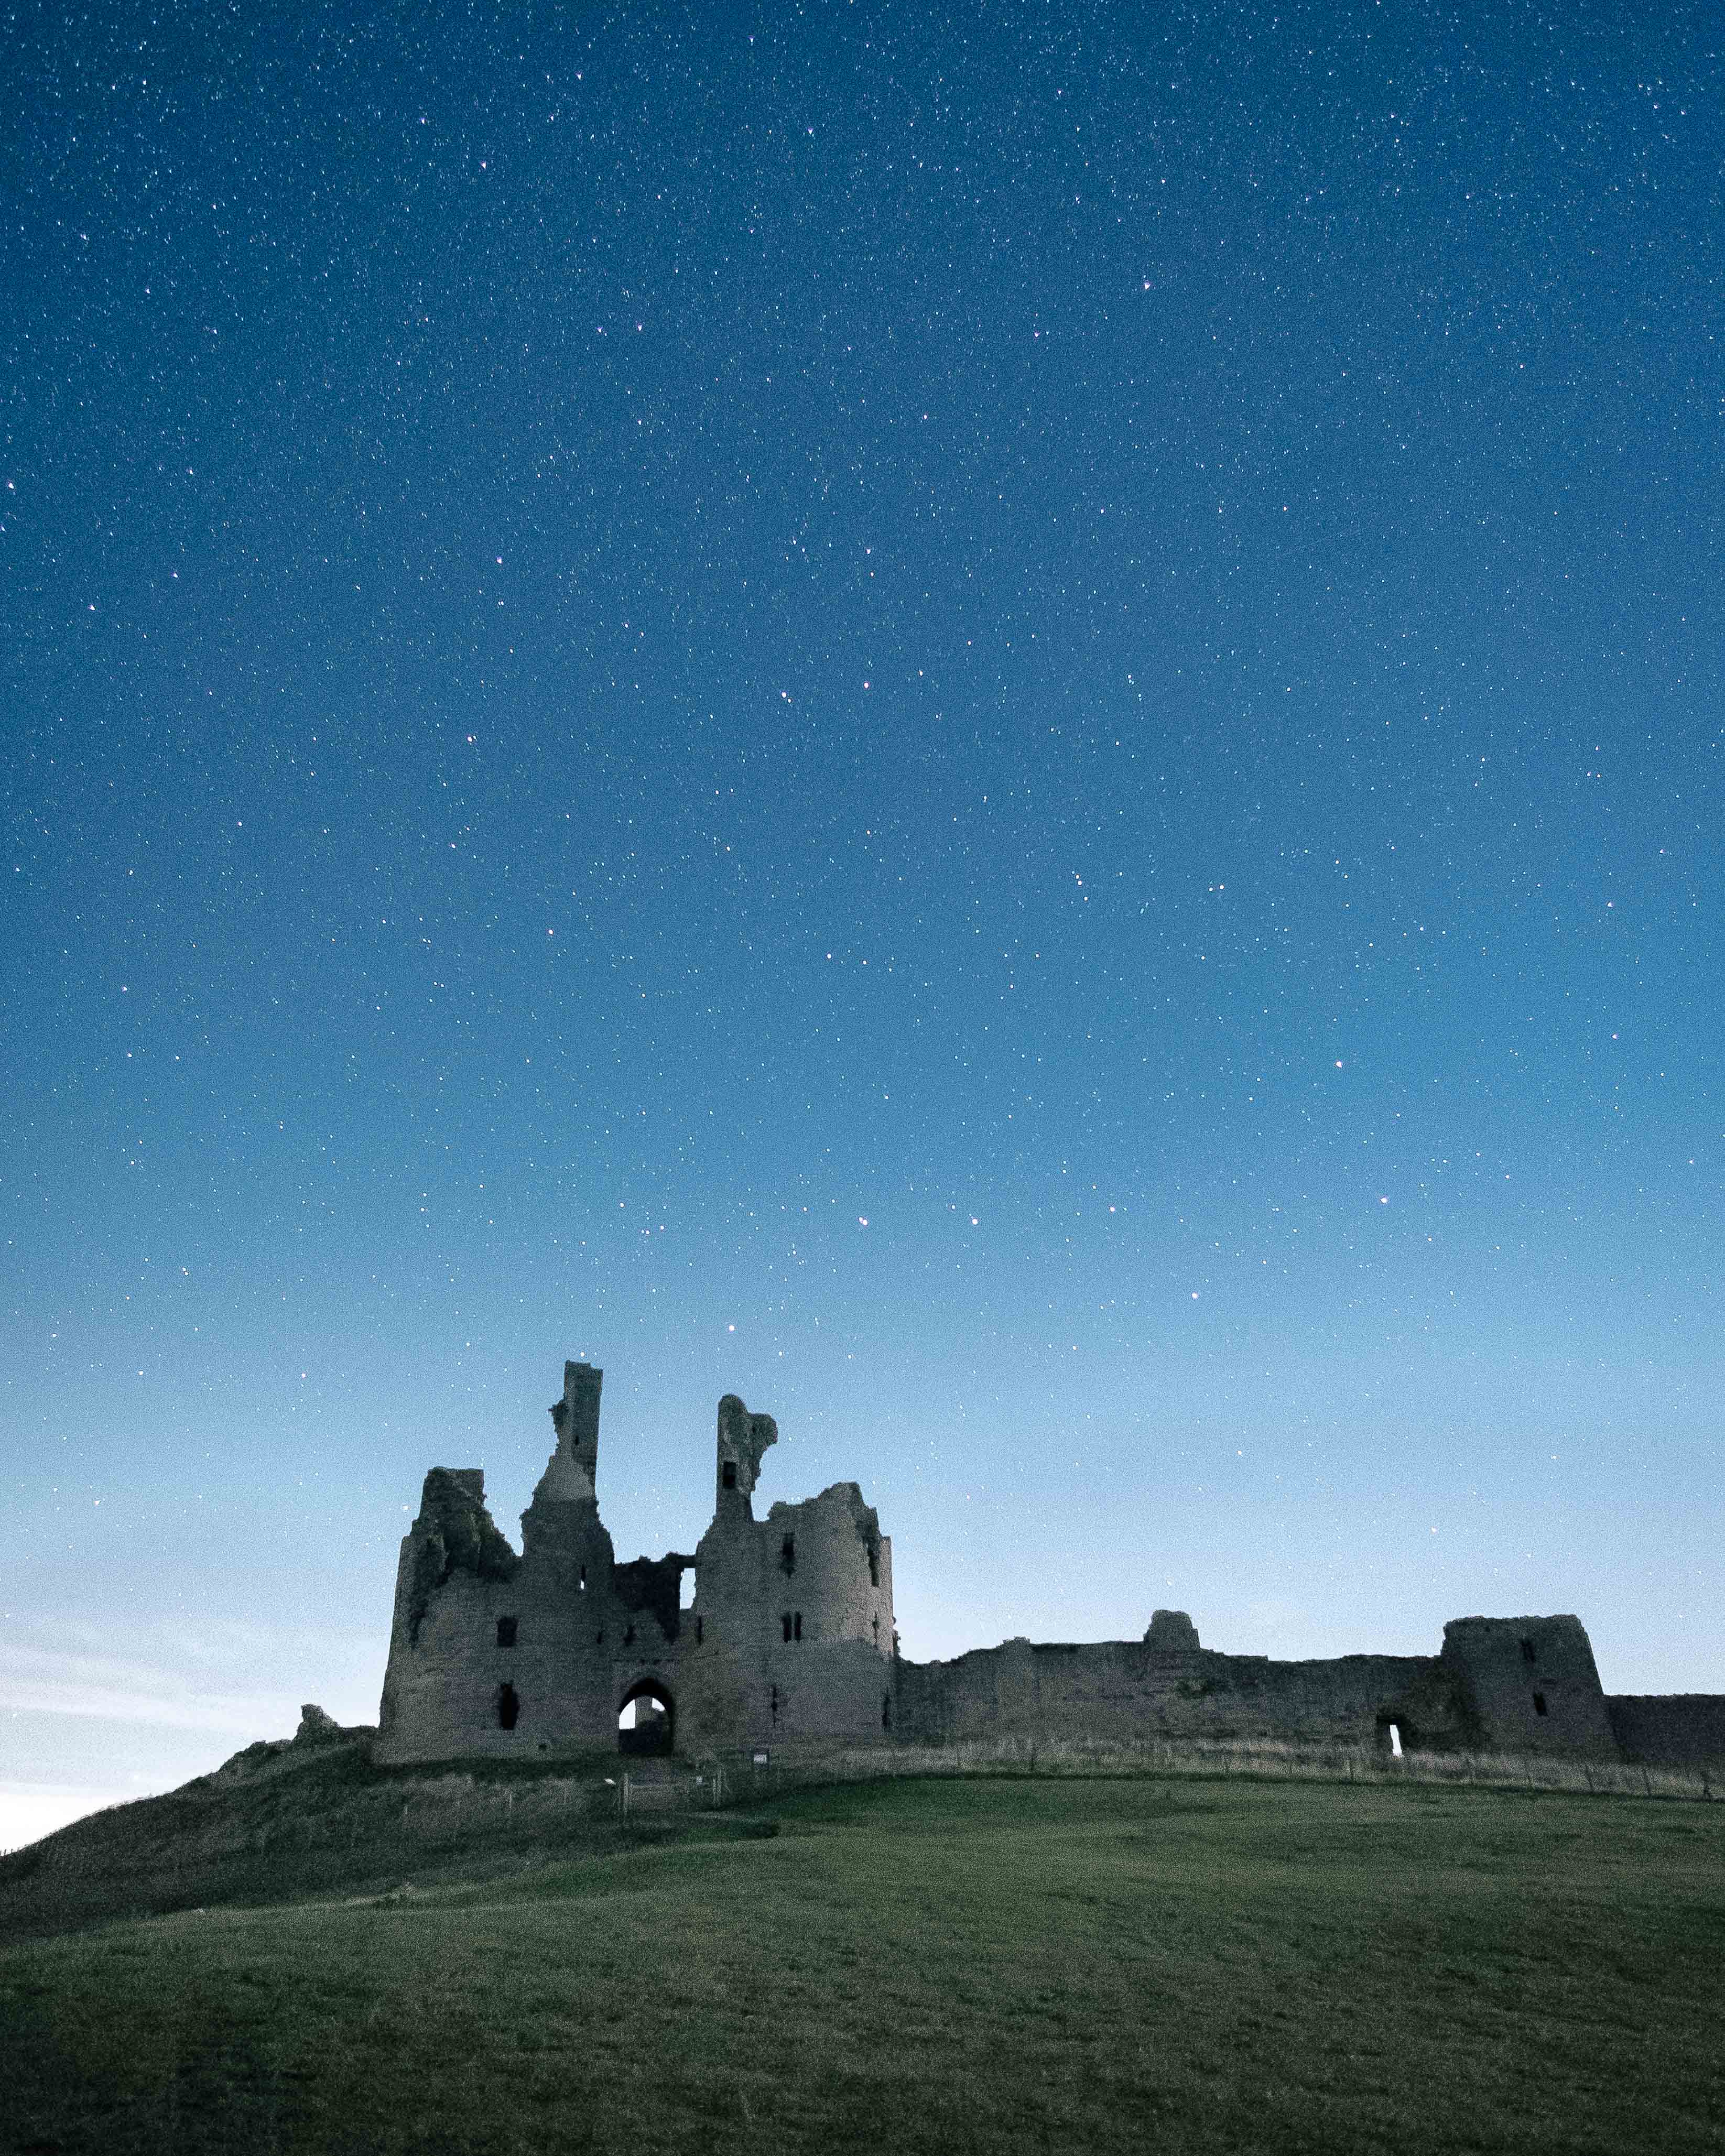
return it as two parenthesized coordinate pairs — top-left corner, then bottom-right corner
(5, 1), (1722, 1845)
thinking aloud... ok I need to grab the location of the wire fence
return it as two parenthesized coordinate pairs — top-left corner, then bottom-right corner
(616, 1765), (730, 1814)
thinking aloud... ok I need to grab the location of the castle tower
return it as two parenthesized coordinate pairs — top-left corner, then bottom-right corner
(714, 1391), (777, 1512)
(534, 1360), (602, 1503)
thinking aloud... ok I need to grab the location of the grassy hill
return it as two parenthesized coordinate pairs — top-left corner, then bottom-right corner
(3, 1763), (1723, 2154)
(0, 1728), (681, 1943)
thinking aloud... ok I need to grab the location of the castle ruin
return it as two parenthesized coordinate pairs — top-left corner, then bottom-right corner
(376, 1359), (1723, 1771)
(379, 1364), (895, 1761)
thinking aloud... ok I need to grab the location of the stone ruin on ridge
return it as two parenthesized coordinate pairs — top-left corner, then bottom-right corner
(375, 1358), (1724, 1772)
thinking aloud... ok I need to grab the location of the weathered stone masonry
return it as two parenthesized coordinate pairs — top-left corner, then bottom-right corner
(376, 1359), (1723, 1771)
(377, 1363), (895, 1763)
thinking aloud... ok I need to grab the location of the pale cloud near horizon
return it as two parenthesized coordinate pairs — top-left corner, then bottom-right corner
(1, 1645), (296, 1735)
(0, 1611), (381, 1738)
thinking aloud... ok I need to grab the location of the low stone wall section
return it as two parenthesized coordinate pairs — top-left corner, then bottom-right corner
(1607, 1695), (1725, 1771)
(893, 1638), (1470, 1752)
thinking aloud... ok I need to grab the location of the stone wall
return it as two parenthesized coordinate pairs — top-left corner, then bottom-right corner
(1607, 1695), (1725, 1771)
(893, 1634), (1471, 1752)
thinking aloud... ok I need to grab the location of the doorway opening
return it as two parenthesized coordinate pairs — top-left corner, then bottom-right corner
(617, 1678), (675, 1757)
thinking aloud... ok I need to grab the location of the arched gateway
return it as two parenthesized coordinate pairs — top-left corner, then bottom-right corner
(617, 1677), (674, 1756)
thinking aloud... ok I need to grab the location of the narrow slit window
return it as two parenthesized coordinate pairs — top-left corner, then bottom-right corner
(882, 1691), (892, 1732)
(579, 1567), (587, 1593)
(497, 1683), (520, 1731)
(722, 1460), (737, 1489)
(1388, 1722), (1403, 1758)
(781, 1612), (793, 1643)
(496, 1616), (518, 1648)
(794, 1611), (802, 1642)
(623, 1625), (635, 1647)
(770, 1684), (780, 1726)
(1533, 1692), (1548, 1716)
(780, 1534), (796, 1576)
(696, 1615), (704, 1646)
(1520, 1636), (1536, 1664)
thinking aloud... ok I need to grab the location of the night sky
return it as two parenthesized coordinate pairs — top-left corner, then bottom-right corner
(6, 2), (1722, 1846)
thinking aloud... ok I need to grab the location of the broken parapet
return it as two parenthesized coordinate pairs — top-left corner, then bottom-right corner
(404, 1468), (520, 1643)
(715, 1393), (778, 1508)
(1144, 1609), (1201, 1651)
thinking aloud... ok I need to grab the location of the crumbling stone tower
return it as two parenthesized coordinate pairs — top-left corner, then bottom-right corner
(375, 1361), (897, 1765)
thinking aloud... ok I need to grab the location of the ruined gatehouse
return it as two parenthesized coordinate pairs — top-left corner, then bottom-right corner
(377, 1359), (1723, 1771)
(378, 1363), (895, 1761)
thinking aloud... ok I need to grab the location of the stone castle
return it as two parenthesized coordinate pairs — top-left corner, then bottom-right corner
(376, 1360), (1724, 1771)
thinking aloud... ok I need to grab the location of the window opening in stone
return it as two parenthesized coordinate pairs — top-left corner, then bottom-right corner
(579, 1567), (587, 1593)
(617, 1680), (674, 1756)
(596, 1629), (604, 1647)
(1388, 1722), (1403, 1759)
(496, 1616), (518, 1648)
(770, 1684), (780, 1726)
(868, 1544), (880, 1587)
(780, 1534), (796, 1575)
(1520, 1636), (1536, 1664)
(1533, 1692), (1548, 1716)
(781, 1612), (793, 1643)
(679, 1567), (697, 1609)
(882, 1691), (892, 1732)
(497, 1683), (520, 1731)
(722, 1460), (737, 1489)
(872, 1613), (880, 1646)
(794, 1611), (803, 1641)
(623, 1625), (636, 1647)
(696, 1615), (704, 1646)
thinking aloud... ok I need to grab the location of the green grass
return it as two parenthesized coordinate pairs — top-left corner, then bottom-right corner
(0, 1739), (639, 1943)
(4, 1774), (1723, 2154)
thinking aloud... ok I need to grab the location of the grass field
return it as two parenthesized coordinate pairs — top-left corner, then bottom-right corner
(3, 1772), (1722, 2154)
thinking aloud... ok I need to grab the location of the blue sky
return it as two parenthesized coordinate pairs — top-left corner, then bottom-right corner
(4, 0), (1721, 1845)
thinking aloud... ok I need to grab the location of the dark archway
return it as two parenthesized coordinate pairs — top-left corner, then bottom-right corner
(618, 1677), (675, 1757)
